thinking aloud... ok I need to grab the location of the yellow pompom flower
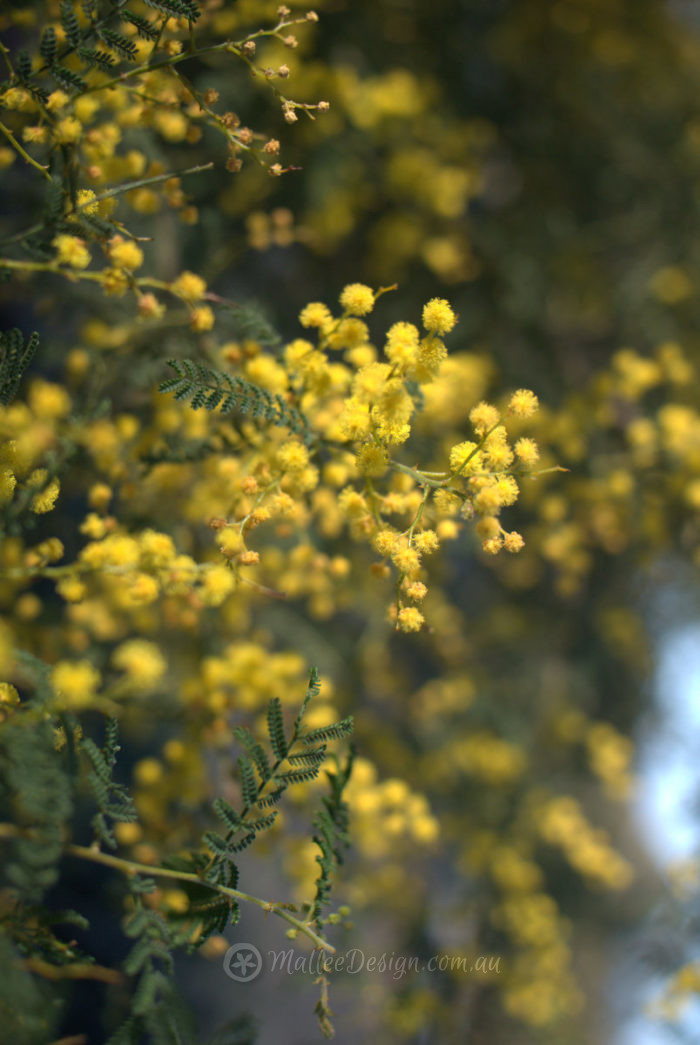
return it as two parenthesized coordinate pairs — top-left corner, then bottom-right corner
(508, 389), (539, 417)
(190, 306), (215, 332)
(503, 531), (525, 552)
(112, 640), (166, 688)
(277, 440), (310, 472)
(422, 298), (457, 335)
(384, 322), (419, 368)
(52, 660), (101, 709)
(200, 564), (235, 605)
(216, 528), (245, 558)
(108, 238), (144, 271)
(53, 117), (82, 144)
(515, 437), (540, 466)
(0, 468), (17, 505)
(392, 546), (421, 575)
(134, 758), (163, 786)
(53, 234), (91, 269)
(449, 441), (482, 473)
(355, 443), (388, 477)
(76, 189), (100, 216)
(340, 283), (375, 316)
(469, 401), (500, 433)
(100, 268), (129, 296)
(299, 302), (332, 328)
(171, 270), (207, 302)
(413, 530), (439, 554)
(373, 529), (400, 556)
(56, 576), (87, 602)
(123, 574), (158, 605)
(28, 470), (60, 513)
(397, 606), (425, 632)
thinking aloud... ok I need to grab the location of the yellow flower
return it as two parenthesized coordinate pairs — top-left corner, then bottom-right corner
(200, 564), (235, 605)
(508, 389), (539, 418)
(355, 443), (388, 477)
(171, 270), (207, 302)
(504, 531), (525, 552)
(190, 306), (215, 331)
(0, 468), (17, 505)
(422, 297), (456, 335)
(53, 117), (82, 144)
(28, 470), (60, 513)
(52, 660), (101, 709)
(515, 437), (539, 466)
(276, 440), (310, 472)
(108, 238), (144, 271)
(385, 322), (419, 369)
(216, 528), (245, 558)
(470, 401), (500, 432)
(112, 640), (166, 688)
(299, 302), (332, 328)
(449, 440), (482, 473)
(100, 268), (129, 296)
(397, 606), (424, 632)
(76, 189), (100, 216)
(340, 283), (375, 316)
(125, 573), (160, 604)
(29, 379), (71, 419)
(53, 234), (91, 269)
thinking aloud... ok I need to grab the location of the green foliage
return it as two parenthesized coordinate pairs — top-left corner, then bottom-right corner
(159, 358), (313, 442)
(0, 657), (353, 1041)
(0, 932), (58, 1045)
(200, 670), (353, 900)
(81, 718), (138, 849)
(110, 901), (195, 1045)
(142, 0), (201, 22)
(310, 749), (354, 930)
(59, 1), (81, 47)
(223, 302), (283, 355)
(122, 9), (161, 41)
(0, 714), (72, 903)
(0, 328), (38, 405)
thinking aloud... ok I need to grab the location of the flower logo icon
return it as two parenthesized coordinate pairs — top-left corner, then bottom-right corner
(223, 942), (263, 982)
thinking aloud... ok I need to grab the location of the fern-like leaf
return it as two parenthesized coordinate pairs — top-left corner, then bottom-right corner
(52, 64), (87, 92)
(301, 717), (354, 746)
(238, 755), (258, 808)
(0, 329), (38, 405)
(267, 697), (288, 760)
(60, 1), (82, 46)
(97, 28), (138, 61)
(123, 10), (161, 40)
(159, 359), (312, 443)
(142, 0), (201, 21)
(40, 27), (58, 65)
(78, 46), (116, 70)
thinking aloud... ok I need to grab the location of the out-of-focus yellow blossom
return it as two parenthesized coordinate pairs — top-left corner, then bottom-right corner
(52, 660), (101, 709)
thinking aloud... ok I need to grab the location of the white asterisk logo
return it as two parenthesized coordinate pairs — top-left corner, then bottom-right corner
(223, 942), (263, 982)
